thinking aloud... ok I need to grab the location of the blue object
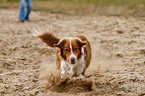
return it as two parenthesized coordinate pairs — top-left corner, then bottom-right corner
(19, 0), (32, 21)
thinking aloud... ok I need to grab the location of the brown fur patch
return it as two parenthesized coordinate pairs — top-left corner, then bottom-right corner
(55, 39), (71, 61)
(36, 32), (60, 47)
(71, 39), (86, 60)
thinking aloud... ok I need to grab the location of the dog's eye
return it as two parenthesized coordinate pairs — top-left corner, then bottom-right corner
(73, 47), (79, 51)
(64, 48), (69, 51)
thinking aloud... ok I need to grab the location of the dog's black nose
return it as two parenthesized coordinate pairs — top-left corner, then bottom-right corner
(70, 58), (75, 64)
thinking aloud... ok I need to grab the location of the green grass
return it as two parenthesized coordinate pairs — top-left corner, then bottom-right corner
(1, 0), (145, 17)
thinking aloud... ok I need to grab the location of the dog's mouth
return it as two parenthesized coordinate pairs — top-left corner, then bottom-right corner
(70, 61), (76, 64)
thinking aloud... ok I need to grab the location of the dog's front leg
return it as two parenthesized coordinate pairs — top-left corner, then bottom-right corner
(67, 67), (74, 75)
(78, 74), (84, 78)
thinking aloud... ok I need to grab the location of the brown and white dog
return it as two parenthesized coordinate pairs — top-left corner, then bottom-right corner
(33, 29), (91, 78)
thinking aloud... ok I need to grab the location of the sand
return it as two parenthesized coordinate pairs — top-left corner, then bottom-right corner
(0, 9), (145, 96)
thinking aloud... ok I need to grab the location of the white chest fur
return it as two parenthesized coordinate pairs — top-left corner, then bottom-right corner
(60, 55), (85, 78)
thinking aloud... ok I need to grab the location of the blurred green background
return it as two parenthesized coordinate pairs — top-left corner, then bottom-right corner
(0, 0), (145, 17)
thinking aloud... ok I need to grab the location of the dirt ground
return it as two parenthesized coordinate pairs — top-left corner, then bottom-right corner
(0, 9), (145, 96)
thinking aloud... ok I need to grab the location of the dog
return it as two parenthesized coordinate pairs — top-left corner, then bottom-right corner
(33, 29), (91, 78)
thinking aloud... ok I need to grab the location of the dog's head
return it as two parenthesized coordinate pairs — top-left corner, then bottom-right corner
(54, 38), (86, 64)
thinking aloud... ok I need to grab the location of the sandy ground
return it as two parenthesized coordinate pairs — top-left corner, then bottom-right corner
(0, 9), (145, 96)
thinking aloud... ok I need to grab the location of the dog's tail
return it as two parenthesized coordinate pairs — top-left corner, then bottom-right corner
(32, 28), (60, 47)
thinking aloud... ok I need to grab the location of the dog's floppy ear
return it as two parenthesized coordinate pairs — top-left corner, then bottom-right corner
(54, 39), (66, 48)
(77, 34), (88, 47)
(77, 39), (87, 47)
(32, 29), (60, 47)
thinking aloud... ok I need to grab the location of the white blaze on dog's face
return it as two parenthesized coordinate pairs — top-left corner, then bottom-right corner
(54, 38), (86, 64)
